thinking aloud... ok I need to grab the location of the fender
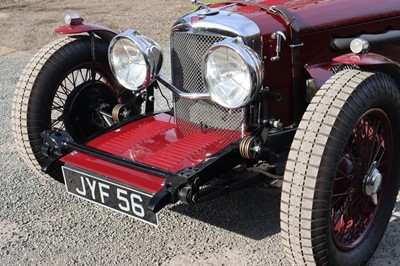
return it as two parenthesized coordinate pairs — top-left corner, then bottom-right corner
(305, 53), (400, 93)
(305, 62), (335, 89)
(55, 23), (117, 42)
(332, 52), (400, 67)
(333, 52), (400, 84)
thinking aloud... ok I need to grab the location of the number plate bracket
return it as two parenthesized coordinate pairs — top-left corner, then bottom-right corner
(62, 165), (158, 226)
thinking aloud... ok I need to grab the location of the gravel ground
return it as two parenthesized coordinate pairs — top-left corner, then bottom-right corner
(1, 1), (400, 265)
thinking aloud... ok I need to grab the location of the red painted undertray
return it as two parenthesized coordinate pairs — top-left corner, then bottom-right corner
(61, 113), (242, 194)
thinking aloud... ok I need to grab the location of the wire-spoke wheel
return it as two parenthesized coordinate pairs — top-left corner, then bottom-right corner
(50, 65), (113, 130)
(12, 36), (123, 181)
(332, 108), (392, 251)
(281, 70), (400, 266)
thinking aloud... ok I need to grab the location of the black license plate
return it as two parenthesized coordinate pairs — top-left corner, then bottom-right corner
(62, 165), (158, 226)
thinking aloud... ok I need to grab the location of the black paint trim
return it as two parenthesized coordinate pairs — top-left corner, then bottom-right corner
(65, 142), (173, 178)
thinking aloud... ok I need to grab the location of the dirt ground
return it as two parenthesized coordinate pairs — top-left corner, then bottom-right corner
(0, 0), (191, 53)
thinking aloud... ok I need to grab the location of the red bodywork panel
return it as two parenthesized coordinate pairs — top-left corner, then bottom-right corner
(305, 63), (337, 88)
(61, 113), (243, 194)
(55, 23), (117, 41)
(241, 0), (400, 34)
(333, 53), (400, 67)
(61, 152), (164, 194)
(55, 23), (116, 35)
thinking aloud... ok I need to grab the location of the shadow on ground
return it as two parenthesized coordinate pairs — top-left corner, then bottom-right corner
(169, 187), (282, 240)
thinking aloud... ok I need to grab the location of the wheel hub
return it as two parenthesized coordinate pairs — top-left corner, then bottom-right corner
(63, 80), (117, 141)
(363, 162), (382, 205)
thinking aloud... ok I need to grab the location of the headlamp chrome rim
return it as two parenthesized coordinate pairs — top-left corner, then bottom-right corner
(203, 38), (263, 109)
(108, 29), (163, 91)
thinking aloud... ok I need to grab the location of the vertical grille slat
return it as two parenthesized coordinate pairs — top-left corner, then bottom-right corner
(171, 32), (244, 131)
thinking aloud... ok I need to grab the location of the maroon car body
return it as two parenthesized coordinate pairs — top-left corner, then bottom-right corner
(12, 0), (400, 265)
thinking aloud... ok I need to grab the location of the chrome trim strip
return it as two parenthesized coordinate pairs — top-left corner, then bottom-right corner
(157, 76), (211, 100)
(172, 10), (261, 56)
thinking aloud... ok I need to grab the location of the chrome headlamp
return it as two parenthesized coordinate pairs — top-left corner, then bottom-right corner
(108, 29), (163, 91)
(203, 38), (263, 109)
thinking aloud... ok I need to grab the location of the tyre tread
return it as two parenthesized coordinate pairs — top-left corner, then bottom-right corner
(280, 70), (375, 265)
(12, 37), (75, 178)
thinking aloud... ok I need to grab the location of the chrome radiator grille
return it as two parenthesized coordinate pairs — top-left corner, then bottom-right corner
(171, 31), (244, 131)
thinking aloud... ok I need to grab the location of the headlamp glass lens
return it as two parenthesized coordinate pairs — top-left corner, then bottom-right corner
(205, 46), (252, 108)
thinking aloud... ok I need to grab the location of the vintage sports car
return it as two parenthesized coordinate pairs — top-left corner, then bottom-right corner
(12, 0), (400, 265)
